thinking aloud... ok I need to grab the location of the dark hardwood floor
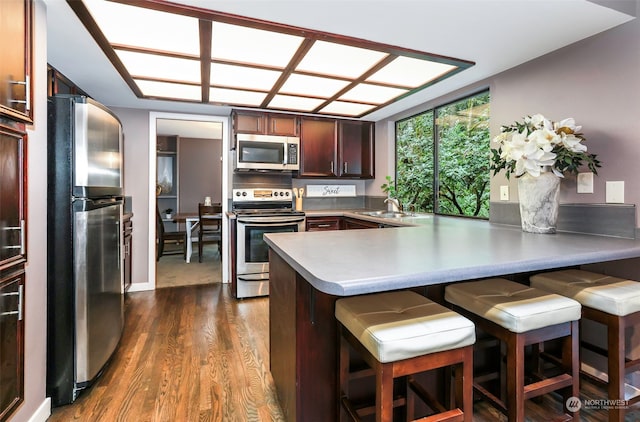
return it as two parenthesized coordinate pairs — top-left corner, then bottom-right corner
(48, 283), (639, 421)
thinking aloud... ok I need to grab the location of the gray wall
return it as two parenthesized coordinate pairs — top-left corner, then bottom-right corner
(178, 137), (223, 213)
(15, 1), (49, 420)
(112, 107), (152, 290)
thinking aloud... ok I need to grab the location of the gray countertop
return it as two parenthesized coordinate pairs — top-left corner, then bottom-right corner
(264, 215), (640, 296)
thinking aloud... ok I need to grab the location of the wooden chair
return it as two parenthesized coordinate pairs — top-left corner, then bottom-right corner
(446, 278), (581, 422)
(336, 290), (476, 422)
(531, 269), (640, 422)
(198, 203), (222, 262)
(156, 207), (186, 261)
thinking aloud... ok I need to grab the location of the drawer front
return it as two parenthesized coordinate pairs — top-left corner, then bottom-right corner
(306, 217), (341, 231)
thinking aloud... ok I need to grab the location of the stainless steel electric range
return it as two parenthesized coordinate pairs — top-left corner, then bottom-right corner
(232, 188), (305, 299)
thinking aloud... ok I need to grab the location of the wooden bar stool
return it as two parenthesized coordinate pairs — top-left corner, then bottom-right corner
(335, 290), (476, 422)
(445, 278), (581, 422)
(531, 269), (640, 422)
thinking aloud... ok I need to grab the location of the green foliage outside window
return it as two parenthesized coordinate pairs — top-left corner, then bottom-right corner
(396, 111), (435, 212)
(394, 91), (490, 218)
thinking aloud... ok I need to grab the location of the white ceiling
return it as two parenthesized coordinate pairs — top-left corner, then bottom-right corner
(45, 0), (634, 123)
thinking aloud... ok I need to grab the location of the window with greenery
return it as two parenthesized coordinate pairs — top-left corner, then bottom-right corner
(394, 91), (490, 218)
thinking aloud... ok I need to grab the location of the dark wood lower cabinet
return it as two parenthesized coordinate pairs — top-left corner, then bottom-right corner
(268, 251), (451, 421)
(0, 267), (24, 422)
(305, 216), (342, 231)
(342, 217), (381, 229)
(269, 251), (338, 421)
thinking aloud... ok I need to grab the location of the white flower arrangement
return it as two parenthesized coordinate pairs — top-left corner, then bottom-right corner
(490, 114), (600, 179)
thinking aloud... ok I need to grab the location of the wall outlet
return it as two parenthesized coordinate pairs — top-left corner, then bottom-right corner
(577, 172), (593, 193)
(500, 185), (509, 201)
(605, 181), (625, 203)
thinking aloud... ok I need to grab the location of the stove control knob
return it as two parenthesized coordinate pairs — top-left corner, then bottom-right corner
(235, 191), (241, 196)
(242, 191), (247, 196)
(285, 191), (290, 196)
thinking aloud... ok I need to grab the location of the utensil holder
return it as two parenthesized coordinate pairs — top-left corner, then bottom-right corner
(295, 197), (303, 211)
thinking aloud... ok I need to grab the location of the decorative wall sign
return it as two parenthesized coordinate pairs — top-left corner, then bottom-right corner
(306, 185), (356, 198)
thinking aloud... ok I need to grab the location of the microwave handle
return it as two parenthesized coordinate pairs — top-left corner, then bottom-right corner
(283, 142), (288, 166)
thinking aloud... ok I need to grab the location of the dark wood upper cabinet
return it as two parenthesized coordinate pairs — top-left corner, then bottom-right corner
(232, 110), (299, 137)
(233, 111), (266, 135)
(47, 66), (88, 97)
(338, 120), (374, 179)
(267, 114), (299, 136)
(298, 117), (337, 177)
(0, 0), (32, 123)
(0, 123), (27, 268)
(232, 109), (374, 179)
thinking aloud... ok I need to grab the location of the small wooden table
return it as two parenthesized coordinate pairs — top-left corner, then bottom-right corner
(173, 213), (221, 263)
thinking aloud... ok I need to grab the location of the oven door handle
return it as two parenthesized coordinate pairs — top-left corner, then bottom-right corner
(237, 216), (305, 225)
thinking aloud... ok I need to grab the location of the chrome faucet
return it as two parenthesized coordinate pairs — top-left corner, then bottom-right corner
(384, 197), (402, 212)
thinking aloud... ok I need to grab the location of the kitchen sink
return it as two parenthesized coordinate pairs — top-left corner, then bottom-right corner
(358, 210), (413, 218)
(356, 210), (433, 219)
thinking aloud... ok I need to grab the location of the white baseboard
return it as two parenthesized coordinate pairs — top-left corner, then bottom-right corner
(126, 281), (155, 292)
(28, 397), (51, 422)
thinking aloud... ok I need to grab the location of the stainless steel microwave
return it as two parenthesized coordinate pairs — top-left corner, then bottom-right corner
(235, 133), (299, 172)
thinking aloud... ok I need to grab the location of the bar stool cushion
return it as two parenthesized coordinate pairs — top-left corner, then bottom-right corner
(335, 291), (475, 363)
(531, 269), (640, 316)
(445, 278), (581, 333)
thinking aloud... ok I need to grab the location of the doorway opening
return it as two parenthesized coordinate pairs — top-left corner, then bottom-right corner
(148, 112), (229, 290)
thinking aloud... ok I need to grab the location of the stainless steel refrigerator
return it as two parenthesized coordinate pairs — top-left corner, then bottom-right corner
(47, 95), (125, 406)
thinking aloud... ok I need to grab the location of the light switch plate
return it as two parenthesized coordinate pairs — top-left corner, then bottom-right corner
(606, 181), (625, 203)
(500, 185), (509, 201)
(577, 173), (593, 193)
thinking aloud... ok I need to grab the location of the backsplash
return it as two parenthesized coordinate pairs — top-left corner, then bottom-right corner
(297, 195), (387, 211)
(490, 202), (637, 239)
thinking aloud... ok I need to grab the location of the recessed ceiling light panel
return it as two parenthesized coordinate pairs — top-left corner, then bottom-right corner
(279, 74), (350, 98)
(84, 0), (200, 55)
(268, 94), (326, 112)
(135, 80), (202, 101)
(209, 87), (267, 107)
(212, 22), (304, 68)
(320, 101), (377, 117)
(75, 0), (474, 118)
(210, 63), (281, 91)
(367, 56), (458, 88)
(340, 83), (408, 105)
(296, 41), (388, 79)
(116, 50), (201, 83)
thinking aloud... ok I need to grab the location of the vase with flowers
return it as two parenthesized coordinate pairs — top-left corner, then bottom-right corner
(490, 114), (600, 233)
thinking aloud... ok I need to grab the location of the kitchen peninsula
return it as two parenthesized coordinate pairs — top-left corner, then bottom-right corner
(264, 216), (640, 421)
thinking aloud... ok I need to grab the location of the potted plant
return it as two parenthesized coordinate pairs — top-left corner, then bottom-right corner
(163, 208), (173, 219)
(490, 114), (601, 233)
